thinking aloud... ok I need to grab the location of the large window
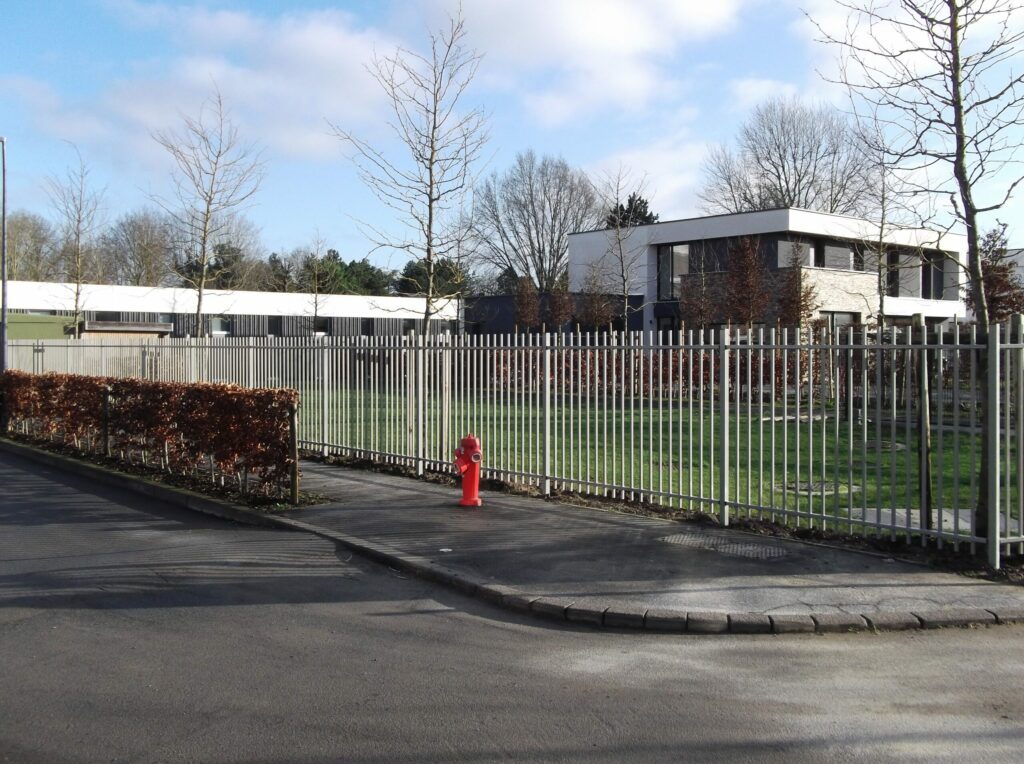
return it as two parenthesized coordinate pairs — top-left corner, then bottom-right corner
(886, 251), (900, 297)
(656, 244), (689, 300)
(210, 316), (231, 335)
(921, 251), (945, 299)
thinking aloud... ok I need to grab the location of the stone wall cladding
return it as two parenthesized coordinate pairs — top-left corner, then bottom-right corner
(802, 268), (878, 321)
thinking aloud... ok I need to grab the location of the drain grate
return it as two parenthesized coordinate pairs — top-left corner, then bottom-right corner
(659, 532), (789, 560)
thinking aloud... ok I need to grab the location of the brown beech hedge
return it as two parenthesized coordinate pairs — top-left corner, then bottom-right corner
(1, 370), (299, 496)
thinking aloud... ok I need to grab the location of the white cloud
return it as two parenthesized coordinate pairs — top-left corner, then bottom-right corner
(727, 78), (799, 111)
(437, 0), (746, 125)
(590, 111), (708, 219)
(13, 4), (394, 162)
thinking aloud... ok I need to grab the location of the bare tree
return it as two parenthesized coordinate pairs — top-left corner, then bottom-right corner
(679, 246), (717, 329)
(5, 211), (58, 282)
(45, 149), (105, 337)
(293, 234), (334, 332)
(698, 96), (876, 216)
(723, 237), (771, 327)
(514, 277), (541, 331)
(100, 208), (175, 287)
(776, 245), (821, 327)
(473, 150), (601, 293)
(813, 0), (1024, 539)
(332, 13), (486, 332)
(153, 87), (264, 336)
(577, 264), (616, 330)
(596, 166), (658, 329)
(546, 279), (574, 331)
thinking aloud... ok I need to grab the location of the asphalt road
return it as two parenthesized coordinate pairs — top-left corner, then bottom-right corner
(1, 451), (1023, 763)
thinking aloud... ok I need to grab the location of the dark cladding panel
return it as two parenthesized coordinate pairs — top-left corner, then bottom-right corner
(229, 314), (269, 336)
(943, 257), (962, 301)
(779, 240), (810, 268)
(824, 244), (853, 270)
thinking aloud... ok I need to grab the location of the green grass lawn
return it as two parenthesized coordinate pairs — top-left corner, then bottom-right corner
(296, 386), (1009, 531)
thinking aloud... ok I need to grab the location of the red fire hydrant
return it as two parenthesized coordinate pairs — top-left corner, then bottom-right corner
(453, 433), (483, 507)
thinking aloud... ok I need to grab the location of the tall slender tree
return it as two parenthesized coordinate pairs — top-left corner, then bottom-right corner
(332, 12), (487, 332)
(598, 166), (658, 329)
(45, 149), (105, 337)
(153, 87), (264, 336)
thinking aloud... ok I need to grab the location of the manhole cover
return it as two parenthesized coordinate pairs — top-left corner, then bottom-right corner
(659, 532), (789, 560)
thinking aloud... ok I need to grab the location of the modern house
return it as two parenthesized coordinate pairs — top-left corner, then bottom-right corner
(5, 281), (460, 339)
(567, 208), (968, 331)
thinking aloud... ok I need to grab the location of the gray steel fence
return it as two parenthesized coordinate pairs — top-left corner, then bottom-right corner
(8, 320), (1023, 566)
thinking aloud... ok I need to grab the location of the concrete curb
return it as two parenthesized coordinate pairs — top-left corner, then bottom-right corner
(5, 438), (1022, 637)
(0, 438), (285, 529)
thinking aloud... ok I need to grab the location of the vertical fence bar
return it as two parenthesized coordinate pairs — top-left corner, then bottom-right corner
(1015, 315), (1024, 553)
(987, 326), (1001, 569)
(415, 332), (425, 476)
(319, 338), (329, 456)
(719, 328), (730, 526)
(915, 314), (932, 539)
(543, 332), (551, 496)
(289, 401), (300, 505)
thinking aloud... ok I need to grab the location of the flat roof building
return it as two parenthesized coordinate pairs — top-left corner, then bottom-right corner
(568, 207), (968, 330)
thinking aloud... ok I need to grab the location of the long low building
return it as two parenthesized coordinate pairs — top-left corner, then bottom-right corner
(5, 281), (460, 338)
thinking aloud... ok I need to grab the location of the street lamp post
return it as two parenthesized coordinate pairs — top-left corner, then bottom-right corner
(0, 136), (7, 375)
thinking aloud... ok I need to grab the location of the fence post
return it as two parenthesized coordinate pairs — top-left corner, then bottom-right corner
(102, 386), (111, 457)
(719, 328), (730, 526)
(914, 313), (933, 535)
(320, 338), (329, 457)
(987, 325), (1001, 569)
(1015, 314), (1024, 549)
(543, 332), (552, 496)
(416, 332), (425, 476)
(289, 401), (300, 505)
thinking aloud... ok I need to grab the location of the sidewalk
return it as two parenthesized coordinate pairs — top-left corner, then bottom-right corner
(5, 433), (1023, 636)
(288, 461), (1024, 634)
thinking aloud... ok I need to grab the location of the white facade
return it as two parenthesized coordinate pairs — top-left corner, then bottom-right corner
(7, 281), (460, 322)
(567, 208), (968, 328)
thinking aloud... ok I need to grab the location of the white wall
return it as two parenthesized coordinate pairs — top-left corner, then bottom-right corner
(7, 281), (460, 321)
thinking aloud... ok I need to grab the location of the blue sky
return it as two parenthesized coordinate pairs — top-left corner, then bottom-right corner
(2, 0), (1018, 268)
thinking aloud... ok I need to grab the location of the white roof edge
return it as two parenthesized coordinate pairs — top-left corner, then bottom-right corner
(569, 207), (966, 252)
(6, 281), (460, 321)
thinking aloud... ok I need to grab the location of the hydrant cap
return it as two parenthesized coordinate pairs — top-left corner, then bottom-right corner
(460, 434), (481, 451)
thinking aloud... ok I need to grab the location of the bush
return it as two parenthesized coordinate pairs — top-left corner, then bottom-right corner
(1, 370), (299, 497)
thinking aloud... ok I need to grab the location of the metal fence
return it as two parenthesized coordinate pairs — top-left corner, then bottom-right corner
(8, 321), (1023, 567)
